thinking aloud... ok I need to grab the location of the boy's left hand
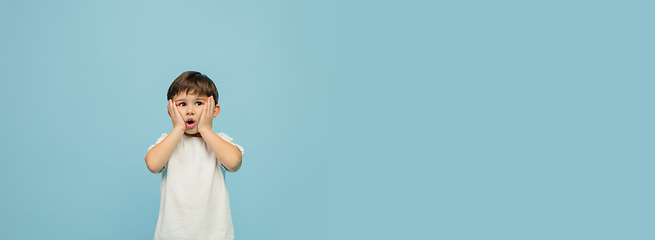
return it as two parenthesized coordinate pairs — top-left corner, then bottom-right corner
(197, 96), (216, 132)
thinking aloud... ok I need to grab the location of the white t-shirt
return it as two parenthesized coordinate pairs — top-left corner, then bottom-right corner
(148, 132), (244, 240)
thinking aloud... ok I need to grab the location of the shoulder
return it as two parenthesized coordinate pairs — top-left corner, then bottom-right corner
(148, 133), (169, 151)
(156, 133), (168, 143)
(216, 132), (234, 142)
(153, 133), (169, 143)
(216, 132), (244, 154)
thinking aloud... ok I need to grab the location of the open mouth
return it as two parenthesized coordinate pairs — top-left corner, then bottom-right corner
(186, 118), (195, 128)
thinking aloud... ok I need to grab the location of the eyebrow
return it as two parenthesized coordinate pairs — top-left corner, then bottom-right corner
(174, 98), (206, 102)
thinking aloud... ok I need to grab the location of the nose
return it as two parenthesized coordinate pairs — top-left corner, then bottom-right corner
(185, 108), (194, 116)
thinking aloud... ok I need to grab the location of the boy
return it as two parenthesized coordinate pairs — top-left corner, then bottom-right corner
(145, 71), (244, 240)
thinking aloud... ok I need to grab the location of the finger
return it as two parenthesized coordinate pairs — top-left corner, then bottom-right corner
(171, 100), (177, 118)
(172, 102), (178, 118)
(209, 96), (214, 117)
(205, 96), (211, 117)
(173, 101), (179, 119)
(207, 96), (213, 117)
(172, 101), (177, 116)
(175, 103), (184, 120)
(167, 100), (172, 117)
(171, 101), (177, 119)
(200, 101), (206, 119)
(200, 97), (207, 118)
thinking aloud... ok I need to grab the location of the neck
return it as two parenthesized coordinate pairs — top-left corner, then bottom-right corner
(184, 132), (203, 138)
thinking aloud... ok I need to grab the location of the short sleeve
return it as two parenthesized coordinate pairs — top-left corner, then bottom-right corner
(217, 132), (244, 172)
(217, 132), (245, 155)
(148, 133), (168, 173)
(148, 133), (168, 151)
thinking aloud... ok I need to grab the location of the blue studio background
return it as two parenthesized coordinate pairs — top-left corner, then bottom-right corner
(1, 0), (653, 239)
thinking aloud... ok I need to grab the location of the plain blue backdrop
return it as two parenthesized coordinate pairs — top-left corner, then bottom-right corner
(1, 0), (653, 239)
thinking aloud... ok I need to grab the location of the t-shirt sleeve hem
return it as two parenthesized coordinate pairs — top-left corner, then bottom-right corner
(148, 133), (169, 174)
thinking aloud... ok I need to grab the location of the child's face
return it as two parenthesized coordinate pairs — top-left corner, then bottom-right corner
(172, 91), (211, 134)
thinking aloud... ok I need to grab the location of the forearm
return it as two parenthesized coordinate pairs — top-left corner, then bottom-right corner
(145, 127), (185, 173)
(199, 129), (243, 171)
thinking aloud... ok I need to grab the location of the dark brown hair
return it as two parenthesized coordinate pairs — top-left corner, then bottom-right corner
(167, 71), (219, 105)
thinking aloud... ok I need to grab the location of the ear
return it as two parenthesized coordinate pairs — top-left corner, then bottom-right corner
(212, 104), (221, 118)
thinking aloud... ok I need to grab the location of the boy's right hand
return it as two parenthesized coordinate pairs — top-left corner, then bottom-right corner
(168, 99), (185, 130)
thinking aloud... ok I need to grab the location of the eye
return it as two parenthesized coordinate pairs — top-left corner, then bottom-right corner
(196, 102), (203, 106)
(178, 102), (186, 107)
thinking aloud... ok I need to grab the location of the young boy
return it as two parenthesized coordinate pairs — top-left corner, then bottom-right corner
(145, 71), (244, 240)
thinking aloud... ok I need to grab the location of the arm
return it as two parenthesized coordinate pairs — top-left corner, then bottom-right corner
(197, 95), (243, 172)
(145, 128), (184, 173)
(144, 99), (186, 174)
(199, 129), (243, 172)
